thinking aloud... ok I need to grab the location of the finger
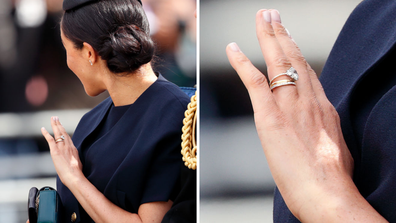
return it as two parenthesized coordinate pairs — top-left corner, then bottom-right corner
(269, 10), (316, 98)
(41, 127), (56, 149)
(56, 117), (73, 145)
(226, 42), (278, 117)
(269, 12), (331, 108)
(50, 116), (64, 144)
(256, 9), (298, 100)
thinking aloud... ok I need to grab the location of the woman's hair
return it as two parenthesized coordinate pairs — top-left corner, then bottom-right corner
(61, 0), (155, 74)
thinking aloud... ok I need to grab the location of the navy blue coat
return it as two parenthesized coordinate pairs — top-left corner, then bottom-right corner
(274, 0), (396, 222)
(57, 76), (190, 222)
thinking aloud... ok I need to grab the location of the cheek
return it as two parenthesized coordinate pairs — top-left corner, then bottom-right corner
(66, 53), (86, 87)
(66, 54), (77, 73)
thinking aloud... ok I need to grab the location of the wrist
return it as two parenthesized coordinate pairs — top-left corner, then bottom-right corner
(297, 180), (353, 222)
(63, 170), (86, 189)
(296, 176), (385, 223)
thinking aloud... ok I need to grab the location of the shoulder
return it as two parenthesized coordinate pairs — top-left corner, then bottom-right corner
(146, 79), (191, 113)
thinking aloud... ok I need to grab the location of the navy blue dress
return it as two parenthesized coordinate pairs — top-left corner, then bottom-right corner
(57, 75), (190, 222)
(273, 0), (396, 222)
(162, 87), (197, 223)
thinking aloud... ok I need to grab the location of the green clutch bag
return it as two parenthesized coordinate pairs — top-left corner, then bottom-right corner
(28, 186), (62, 223)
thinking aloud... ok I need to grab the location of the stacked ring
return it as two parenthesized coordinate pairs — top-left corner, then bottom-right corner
(270, 67), (299, 83)
(55, 135), (65, 143)
(269, 67), (299, 90)
(270, 80), (296, 90)
(270, 79), (296, 90)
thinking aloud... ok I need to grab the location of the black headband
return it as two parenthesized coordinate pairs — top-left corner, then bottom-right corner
(63, 0), (142, 11)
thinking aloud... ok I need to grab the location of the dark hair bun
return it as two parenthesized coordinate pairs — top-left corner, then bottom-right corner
(100, 24), (155, 73)
(61, 0), (155, 74)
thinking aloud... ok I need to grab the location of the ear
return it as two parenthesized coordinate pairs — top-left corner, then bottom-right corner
(82, 42), (98, 65)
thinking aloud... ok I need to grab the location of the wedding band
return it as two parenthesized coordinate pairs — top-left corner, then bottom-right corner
(270, 67), (299, 84)
(55, 135), (65, 143)
(270, 80), (296, 90)
(270, 79), (293, 88)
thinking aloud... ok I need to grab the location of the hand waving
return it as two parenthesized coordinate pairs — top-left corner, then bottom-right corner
(41, 116), (83, 188)
(226, 9), (385, 222)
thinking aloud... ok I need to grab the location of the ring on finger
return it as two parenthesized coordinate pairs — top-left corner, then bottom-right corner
(270, 67), (299, 84)
(270, 80), (296, 90)
(270, 79), (293, 88)
(55, 135), (65, 143)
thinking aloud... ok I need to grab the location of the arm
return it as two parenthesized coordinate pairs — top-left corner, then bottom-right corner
(41, 116), (172, 223)
(67, 173), (172, 223)
(226, 9), (387, 223)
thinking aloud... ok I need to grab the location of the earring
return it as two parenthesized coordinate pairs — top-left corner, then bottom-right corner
(89, 60), (93, 66)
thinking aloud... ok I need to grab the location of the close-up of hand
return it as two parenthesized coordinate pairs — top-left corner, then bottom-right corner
(41, 116), (83, 188)
(226, 9), (386, 222)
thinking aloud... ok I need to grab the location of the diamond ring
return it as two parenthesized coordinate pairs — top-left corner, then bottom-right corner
(269, 67), (299, 84)
(55, 135), (65, 143)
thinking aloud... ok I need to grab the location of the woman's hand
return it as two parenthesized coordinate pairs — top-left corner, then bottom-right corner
(226, 9), (386, 222)
(41, 116), (83, 188)
(41, 117), (171, 223)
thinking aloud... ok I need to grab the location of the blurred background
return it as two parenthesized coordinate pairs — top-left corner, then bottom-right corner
(200, 0), (361, 222)
(0, 0), (196, 221)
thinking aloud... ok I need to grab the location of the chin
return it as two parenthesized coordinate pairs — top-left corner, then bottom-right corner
(84, 87), (106, 97)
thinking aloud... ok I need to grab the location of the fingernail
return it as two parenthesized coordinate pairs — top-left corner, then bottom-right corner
(229, 42), (240, 52)
(263, 10), (271, 23)
(41, 127), (45, 130)
(56, 117), (59, 122)
(271, 10), (281, 23)
(52, 116), (56, 121)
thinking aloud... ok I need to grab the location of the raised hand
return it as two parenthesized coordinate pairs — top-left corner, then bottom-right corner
(41, 116), (83, 188)
(226, 9), (385, 222)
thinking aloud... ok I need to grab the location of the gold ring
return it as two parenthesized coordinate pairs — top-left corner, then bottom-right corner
(55, 135), (65, 143)
(270, 79), (293, 88)
(270, 80), (296, 90)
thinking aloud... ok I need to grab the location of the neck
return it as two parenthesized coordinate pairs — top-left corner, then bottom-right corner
(104, 63), (158, 107)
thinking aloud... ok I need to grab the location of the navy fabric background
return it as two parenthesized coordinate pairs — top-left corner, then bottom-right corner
(274, 0), (396, 222)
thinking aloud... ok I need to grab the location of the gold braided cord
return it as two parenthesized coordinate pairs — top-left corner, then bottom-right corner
(181, 92), (197, 170)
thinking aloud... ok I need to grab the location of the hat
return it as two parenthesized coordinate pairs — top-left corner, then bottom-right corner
(63, 0), (142, 11)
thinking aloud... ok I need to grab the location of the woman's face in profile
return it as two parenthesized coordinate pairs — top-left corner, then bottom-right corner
(61, 30), (80, 75)
(60, 29), (102, 96)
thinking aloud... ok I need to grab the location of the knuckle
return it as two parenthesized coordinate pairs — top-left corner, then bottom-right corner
(269, 56), (292, 71)
(325, 102), (339, 119)
(307, 64), (315, 74)
(249, 72), (268, 88)
(235, 53), (252, 65)
(261, 28), (276, 38)
(287, 50), (306, 64)
(273, 25), (288, 37)
(333, 111), (341, 124)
